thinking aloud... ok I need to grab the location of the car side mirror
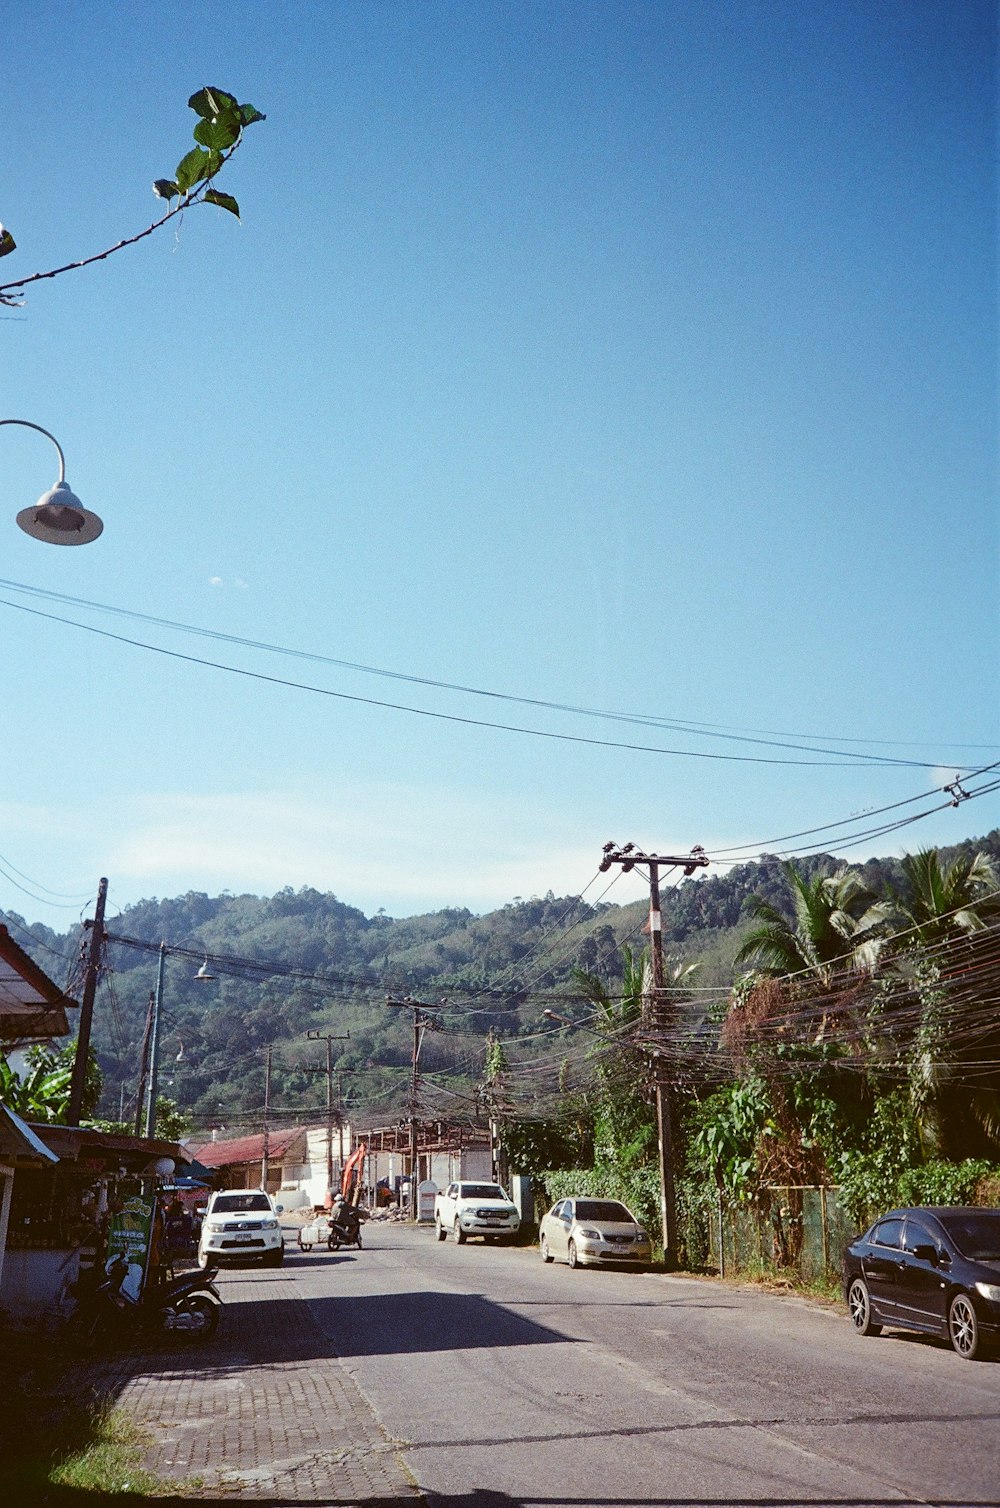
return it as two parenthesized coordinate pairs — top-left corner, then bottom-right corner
(275, 1204), (284, 1214)
(912, 1242), (937, 1263)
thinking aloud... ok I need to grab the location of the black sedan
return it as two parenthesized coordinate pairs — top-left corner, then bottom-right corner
(843, 1206), (1000, 1360)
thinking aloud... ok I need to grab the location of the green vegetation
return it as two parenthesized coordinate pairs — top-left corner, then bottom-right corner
(5, 829), (1000, 1288)
(0, 86), (265, 307)
(0, 1331), (185, 1500)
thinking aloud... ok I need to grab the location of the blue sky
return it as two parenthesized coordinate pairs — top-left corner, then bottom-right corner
(2, 0), (997, 932)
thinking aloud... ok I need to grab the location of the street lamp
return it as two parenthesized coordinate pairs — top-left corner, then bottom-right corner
(3, 418), (103, 544)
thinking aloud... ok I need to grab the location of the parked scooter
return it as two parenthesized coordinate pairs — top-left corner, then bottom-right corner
(68, 1253), (222, 1348)
(326, 1195), (365, 1250)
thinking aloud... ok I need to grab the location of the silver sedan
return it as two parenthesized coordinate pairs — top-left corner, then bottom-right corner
(539, 1197), (652, 1269)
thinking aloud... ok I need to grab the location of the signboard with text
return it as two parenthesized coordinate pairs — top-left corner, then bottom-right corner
(105, 1193), (155, 1303)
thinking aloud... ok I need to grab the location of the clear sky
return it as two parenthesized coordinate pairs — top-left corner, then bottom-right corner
(2, 0), (997, 933)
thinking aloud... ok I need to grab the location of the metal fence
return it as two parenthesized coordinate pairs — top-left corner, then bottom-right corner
(701, 1186), (858, 1279)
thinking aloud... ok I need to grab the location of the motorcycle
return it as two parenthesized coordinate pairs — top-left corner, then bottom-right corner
(326, 1197), (365, 1251)
(68, 1253), (222, 1349)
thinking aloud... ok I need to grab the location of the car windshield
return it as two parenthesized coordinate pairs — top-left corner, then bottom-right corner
(575, 1201), (633, 1223)
(937, 1211), (1000, 1261)
(461, 1184), (507, 1199)
(212, 1194), (272, 1213)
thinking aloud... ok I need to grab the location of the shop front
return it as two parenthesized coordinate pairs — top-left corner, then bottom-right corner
(0, 1123), (186, 1327)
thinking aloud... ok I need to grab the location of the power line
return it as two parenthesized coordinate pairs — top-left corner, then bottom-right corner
(0, 591), (970, 770)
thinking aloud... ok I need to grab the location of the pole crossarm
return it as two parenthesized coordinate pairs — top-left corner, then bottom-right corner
(598, 841), (709, 876)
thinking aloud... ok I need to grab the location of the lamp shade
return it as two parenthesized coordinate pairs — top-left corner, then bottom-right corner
(17, 481), (104, 545)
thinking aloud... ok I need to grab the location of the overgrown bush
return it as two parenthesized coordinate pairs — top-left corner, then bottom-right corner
(897, 1159), (996, 1208)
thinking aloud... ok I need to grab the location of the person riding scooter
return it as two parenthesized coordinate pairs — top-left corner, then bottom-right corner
(327, 1193), (364, 1249)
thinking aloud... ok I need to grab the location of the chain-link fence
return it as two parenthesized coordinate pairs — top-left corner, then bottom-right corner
(693, 1186), (858, 1280)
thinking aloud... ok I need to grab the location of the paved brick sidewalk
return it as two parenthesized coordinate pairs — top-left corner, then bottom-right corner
(77, 1267), (421, 1502)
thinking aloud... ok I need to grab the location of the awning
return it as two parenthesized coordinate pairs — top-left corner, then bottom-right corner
(0, 925), (78, 1042)
(0, 1103), (59, 1167)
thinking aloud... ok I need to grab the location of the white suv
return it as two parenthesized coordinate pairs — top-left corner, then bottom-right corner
(197, 1188), (285, 1267)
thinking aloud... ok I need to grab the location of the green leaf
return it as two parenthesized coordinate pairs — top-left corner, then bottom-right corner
(204, 190), (241, 219)
(0, 225), (15, 258)
(239, 103), (266, 127)
(188, 86), (238, 120)
(194, 112), (242, 151)
(174, 146), (212, 194)
(152, 178), (179, 201)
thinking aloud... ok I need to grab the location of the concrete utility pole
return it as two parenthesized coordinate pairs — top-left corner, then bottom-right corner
(68, 877), (108, 1126)
(304, 1029), (350, 1201)
(598, 842), (708, 1268)
(260, 1044), (273, 1192)
(142, 942), (167, 1138)
(385, 995), (444, 1217)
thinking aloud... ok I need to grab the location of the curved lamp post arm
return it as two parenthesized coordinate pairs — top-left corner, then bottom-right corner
(2, 417), (103, 544)
(0, 418), (68, 481)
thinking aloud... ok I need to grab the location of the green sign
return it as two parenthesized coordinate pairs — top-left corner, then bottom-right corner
(105, 1193), (155, 1303)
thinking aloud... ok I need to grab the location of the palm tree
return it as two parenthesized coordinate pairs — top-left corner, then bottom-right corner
(891, 848), (999, 946)
(886, 848), (1000, 1159)
(734, 864), (893, 985)
(574, 944), (698, 1029)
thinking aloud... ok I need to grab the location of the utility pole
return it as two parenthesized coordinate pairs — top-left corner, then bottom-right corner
(304, 1030), (350, 1202)
(142, 942), (167, 1138)
(67, 877), (108, 1125)
(260, 1044), (273, 1192)
(598, 842), (708, 1268)
(134, 991), (154, 1137)
(385, 995), (444, 1217)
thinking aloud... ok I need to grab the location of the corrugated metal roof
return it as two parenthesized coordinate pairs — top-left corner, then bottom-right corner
(0, 925), (78, 1041)
(187, 1126), (307, 1168)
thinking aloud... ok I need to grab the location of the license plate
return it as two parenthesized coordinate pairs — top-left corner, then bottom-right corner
(233, 1233), (254, 1243)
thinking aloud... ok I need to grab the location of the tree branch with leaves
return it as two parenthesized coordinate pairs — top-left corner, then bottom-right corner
(0, 87), (265, 307)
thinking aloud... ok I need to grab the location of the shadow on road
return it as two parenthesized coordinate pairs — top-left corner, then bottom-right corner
(307, 1289), (572, 1356)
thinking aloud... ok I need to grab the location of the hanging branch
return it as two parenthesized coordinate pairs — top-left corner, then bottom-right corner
(0, 86), (265, 308)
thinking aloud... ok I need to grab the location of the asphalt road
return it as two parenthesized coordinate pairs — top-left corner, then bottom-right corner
(281, 1220), (1000, 1508)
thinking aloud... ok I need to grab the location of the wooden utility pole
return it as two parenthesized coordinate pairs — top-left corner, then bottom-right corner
(598, 843), (708, 1268)
(304, 1029), (350, 1202)
(385, 996), (444, 1217)
(67, 877), (108, 1125)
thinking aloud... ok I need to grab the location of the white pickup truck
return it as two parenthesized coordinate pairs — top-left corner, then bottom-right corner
(434, 1180), (520, 1244)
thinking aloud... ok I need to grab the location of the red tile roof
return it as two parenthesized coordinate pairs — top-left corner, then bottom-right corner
(187, 1127), (306, 1169)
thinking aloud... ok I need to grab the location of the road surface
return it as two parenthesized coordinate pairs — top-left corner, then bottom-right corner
(270, 1218), (1000, 1507)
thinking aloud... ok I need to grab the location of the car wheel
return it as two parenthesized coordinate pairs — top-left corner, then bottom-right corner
(567, 1239), (578, 1269)
(173, 1295), (219, 1342)
(264, 1246), (284, 1268)
(197, 1249), (212, 1271)
(949, 1292), (982, 1359)
(540, 1235), (553, 1264)
(435, 1218), (447, 1242)
(847, 1278), (881, 1336)
(453, 1219), (466, 1245)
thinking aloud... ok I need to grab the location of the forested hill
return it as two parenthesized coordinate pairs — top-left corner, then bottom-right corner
(6, 828), (999, 1137)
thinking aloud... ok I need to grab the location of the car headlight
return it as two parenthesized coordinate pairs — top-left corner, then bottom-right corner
(635, 1229), (649, 1242)
(262, 1218), (278, 1229)
(578, 1228), (601, 1240)
(206, 1220), (225, 1233)
(975, 1281), (1000, 1303)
